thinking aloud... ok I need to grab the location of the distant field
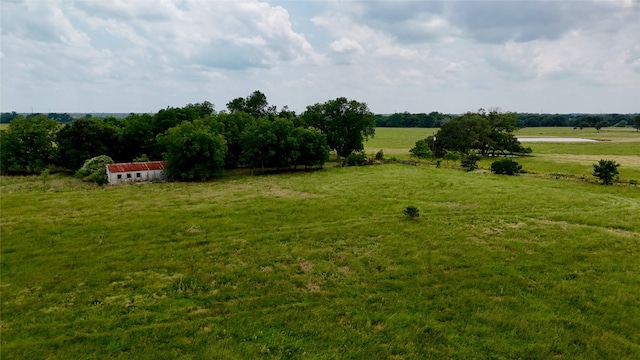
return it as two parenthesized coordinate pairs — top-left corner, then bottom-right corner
(367, 127), (640, 182)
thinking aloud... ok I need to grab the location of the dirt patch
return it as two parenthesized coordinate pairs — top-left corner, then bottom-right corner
(299, 260), (314, 272)
(260, 266), (273, 272)
(306, 280), (321, 292)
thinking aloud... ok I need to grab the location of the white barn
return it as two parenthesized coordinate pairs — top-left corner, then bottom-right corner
(106, 161), (167, 184)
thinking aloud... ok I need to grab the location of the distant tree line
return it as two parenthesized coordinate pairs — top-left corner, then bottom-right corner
(375, 112), (639, 129)
(1, 112), (74, 124)
(1, 91), (376, 181)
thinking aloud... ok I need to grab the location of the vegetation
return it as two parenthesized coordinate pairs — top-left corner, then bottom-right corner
(74, 155), (114, 185)
(373, 111), (639, 129)
(460, 153), (481, 171)
(0, 93), (337, 177)
(409, 139), (432, 159)
(403, 205), (420, 219)
(491, 158), (524, 175)
(0, 115), (58, 174)
(592, 159), (620, 185)
(158, 120), (227, 181)
(302, 97), (376, 158)
(433, 109), (530, 157)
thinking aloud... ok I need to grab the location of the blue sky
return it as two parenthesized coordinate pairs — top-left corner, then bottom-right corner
(1, 0), (639, 114)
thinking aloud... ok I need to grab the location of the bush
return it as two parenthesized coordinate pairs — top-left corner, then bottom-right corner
(403, 206), (420, 220)
(375, 149), (384, 161)
(409, 139), (431, 159)
(491, 158), (523, 175)
(443, 151), (460, 163)
(344, 152), (367, 166)
(593, 159), (620, 185)
(75, 155), (114, 185)
(460, 153), (480, 171)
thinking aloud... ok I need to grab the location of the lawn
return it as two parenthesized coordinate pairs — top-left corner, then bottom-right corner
(2, 159), (639, 358)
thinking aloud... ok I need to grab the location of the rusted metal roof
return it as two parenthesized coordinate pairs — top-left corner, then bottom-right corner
(106, 161), (166, 173)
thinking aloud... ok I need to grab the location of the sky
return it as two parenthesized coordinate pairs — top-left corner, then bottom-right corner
(1, 0), (639, 115)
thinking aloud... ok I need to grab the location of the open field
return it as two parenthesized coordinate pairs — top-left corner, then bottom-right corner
(2, 151), (640, 358)
(366, 127), (640, 182)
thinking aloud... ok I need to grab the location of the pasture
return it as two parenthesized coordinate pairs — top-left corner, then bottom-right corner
(1, 127), (639, 359)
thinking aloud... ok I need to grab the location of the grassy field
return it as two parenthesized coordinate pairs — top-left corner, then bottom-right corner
(2, 128), (640, 359)
(366, 127), (640, 182)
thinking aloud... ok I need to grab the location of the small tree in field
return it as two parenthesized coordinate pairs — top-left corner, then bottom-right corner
(593, 159), (619, 185)
(491, 158), (523, 175)
(409, 139), (431, 159)
(403, 206), (420, 220)
(461, 153), (480, 171)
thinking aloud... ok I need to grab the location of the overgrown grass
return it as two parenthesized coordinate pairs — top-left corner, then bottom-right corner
(2, 164), (639, 359)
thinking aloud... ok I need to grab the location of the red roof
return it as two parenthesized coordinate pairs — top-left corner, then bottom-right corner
(107, 161), (166, 173)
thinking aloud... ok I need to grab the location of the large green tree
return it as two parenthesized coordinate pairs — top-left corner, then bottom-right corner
(118, 113), (158, 161)
(215, 111), (256, 168)
(294, 127), (330, 169)
(240, 118), (299, 171)
(226, 91), (275, 119)
(56, 118), (120, 171)
(157, 120), (227, 181)
(433, 109), (529, 157)
(0, 115), (59, 174)
(302, 97), (375, 158)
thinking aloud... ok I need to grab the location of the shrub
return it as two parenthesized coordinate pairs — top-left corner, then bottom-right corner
(491, 158), (523, 175)
(409, 139), (431, 159)
(443, 151), (460, 163)
(593, 159), (620, 185)
(375, 149), (384, 161)
(75, 155), (114, 185)
(344, 152), (367, 166)
(460, 153), (480, 171)
(403, 206), (420, 220)
(133, 154), (150, 162)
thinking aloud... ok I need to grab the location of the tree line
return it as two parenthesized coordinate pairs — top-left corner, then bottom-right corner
(0, 91), (376, 181)
(375, 112), (640, 129)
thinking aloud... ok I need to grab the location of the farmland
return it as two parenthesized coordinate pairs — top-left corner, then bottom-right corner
(1, 127), (639, 359)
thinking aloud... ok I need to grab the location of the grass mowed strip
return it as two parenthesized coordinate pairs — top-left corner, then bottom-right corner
(2, 165), (639, 359)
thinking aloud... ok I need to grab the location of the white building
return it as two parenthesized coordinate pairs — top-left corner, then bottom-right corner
(106, 161), (167, 184)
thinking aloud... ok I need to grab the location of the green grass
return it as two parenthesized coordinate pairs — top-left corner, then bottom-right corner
(2, 163), (640, 359)
(367, 127), (640, 183)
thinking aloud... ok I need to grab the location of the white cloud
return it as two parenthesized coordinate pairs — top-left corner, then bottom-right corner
(1, 0), (638, 114)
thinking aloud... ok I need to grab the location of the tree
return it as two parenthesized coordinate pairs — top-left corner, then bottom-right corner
(226, 91), (275, 119)
(294, 127), (330, 169)
(595, 120), (608, 132)
(593, 159), (620, 185)
(216, 111), (256, 168)
(118, 113), (158, 161)
(491, 158), (523, 175)
(409, 139), (432, 159)
(56, 118), (120, 171)
(240, 118), (300, 171)
(433, 109), (529, 157)
(461, 153), (480, 171)
(0, 115), (59, 174)
(634, 115), (640, 132)
(157, 120), (227, 181)
(302, 97), (375, 158)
